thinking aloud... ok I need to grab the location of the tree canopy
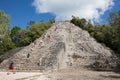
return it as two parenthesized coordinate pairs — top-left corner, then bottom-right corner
(0, 10), (15, 55)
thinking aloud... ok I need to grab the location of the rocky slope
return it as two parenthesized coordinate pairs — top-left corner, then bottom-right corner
(0, 21), (116, 71)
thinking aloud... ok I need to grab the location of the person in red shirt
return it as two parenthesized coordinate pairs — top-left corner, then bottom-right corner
(7, 61), (15, 75)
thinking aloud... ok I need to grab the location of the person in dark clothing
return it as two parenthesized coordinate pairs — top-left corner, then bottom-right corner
(9, 61), (14, 70)
(7, 61), (15, 75)
(27, 53), (30, 58)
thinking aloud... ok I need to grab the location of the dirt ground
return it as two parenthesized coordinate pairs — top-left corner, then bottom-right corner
(0, 71), (41, 80)
(0, 69), (120, 80)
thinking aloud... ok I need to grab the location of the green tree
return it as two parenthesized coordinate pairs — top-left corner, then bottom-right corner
(49, 18), (55, 24)
(12, 21), (52, 47)
(0, 10), (15, 55)
(71, 16), (86, 28)
(10, 26), (21, 46)
(84, 20), (94, 35)
(29, 21), (52, 41)
(108, 10), (120, 53)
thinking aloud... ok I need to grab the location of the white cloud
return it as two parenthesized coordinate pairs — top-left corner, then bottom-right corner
(32, 0), (114, 21)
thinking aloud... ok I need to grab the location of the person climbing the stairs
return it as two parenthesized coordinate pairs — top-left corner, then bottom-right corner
(26, 52), (30, 62)
(54, 24), (58, 32)
(47, 35), (52, 43)
(30, 42), (35, 51)
(39, 40), (45, 47)
(7, 61), (15, 75)
(27, 53), (30, 58)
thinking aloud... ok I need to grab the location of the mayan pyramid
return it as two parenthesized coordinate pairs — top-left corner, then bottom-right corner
(0, 21), (115, 71)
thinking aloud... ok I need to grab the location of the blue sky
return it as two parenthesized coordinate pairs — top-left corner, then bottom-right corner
(0, 0), (55, 28)
(100, 0), (120, 24)
(0, 0), (120, 29)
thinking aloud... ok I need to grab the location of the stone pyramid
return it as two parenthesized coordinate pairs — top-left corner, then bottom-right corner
(0, 21), (114, 71)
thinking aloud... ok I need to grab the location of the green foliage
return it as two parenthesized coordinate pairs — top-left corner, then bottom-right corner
(71, 16), (87, 28)
(0, 10), (10, 38)
(28, 21), (52, 42)
(10, 21), (52, 47)
(109, 10), (120, 53)
(28, 20), (35, 26)
(0, 10), (15, 55)
(49, 18), (55, 24)
(0, 10), (53, 55)
(84, 20), (94, 34)
(10, 26), (21, 46)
